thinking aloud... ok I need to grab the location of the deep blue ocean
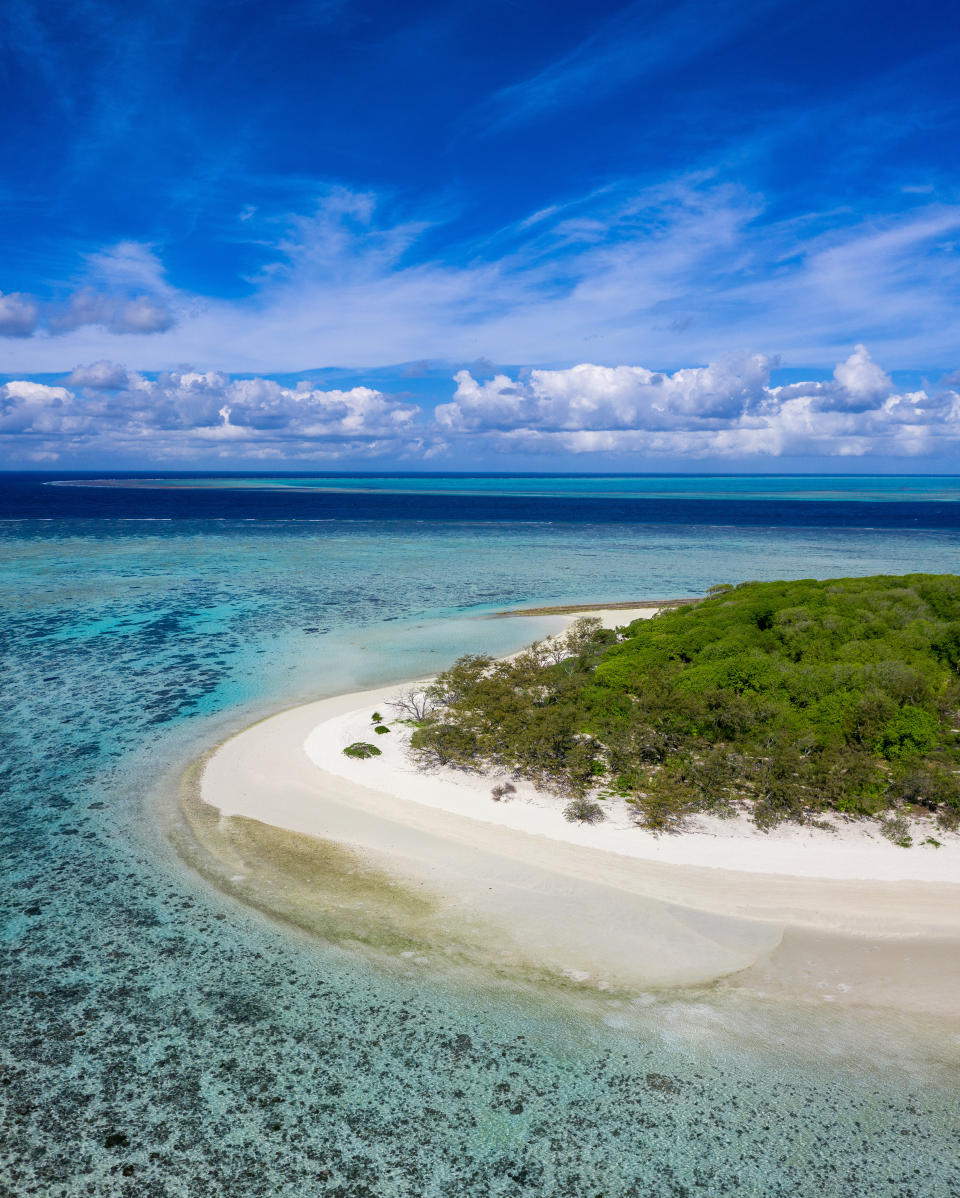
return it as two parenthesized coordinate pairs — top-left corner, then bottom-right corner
(2, 472), (959, 1197)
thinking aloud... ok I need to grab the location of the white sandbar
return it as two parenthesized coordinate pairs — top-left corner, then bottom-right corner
(196, 607), (960, 1011)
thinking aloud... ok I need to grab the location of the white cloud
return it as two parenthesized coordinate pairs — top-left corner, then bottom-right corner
(1, 346), (958, 466)
(437, 355), (774, 434)
(2, 183), (959, 374)
(50, 286), (176, 335)
(0, 369), (421, 461)
(86, 242), (170, 294)
(110, 295), (176, 334)
(831, 342), (893, 406)
(437, 345), (960, 459)
(10, 241), (180, 339)
(474, 0), (785, 131)
(0, 380), (84, 435)
(49, 289), (113, 333)
(67, 360), (131, 389)
(0, 291), (40, 337)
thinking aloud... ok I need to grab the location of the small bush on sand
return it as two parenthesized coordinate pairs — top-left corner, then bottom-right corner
(374, 725), (390, 735)
(563, 797), (605, 824)
(628, 789), (693, 834)
(491, 781), (517, 801)
(879, 810), (913, 847)
(343, 742), (381, 759)
(371, 711), (383, 723)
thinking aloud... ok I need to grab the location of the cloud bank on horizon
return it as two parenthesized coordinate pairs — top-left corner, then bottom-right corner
(4, 346), (958, 466)
(1, 0), (959, 466)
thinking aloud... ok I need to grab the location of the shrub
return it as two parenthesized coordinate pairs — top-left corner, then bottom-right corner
(932, 621), (960, 670)
(623, 755), (729, 831)
(410, 723), (479, 767)
(563, 797), (605, 824)
(628, 790), (691, 834)
(374, 725), (390, 735)
(874, 706), (939, 760)
(343, 742), (381, 759)
(879, 811), (913, 848)
(491, 781), (517, 801)
(371, 711), (383, 723)
(888, 763), (960, 828)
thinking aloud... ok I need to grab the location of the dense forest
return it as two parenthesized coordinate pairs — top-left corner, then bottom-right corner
(407, 575), (960, 837)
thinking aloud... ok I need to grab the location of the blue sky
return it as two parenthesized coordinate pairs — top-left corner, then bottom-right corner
(1, 0), (959, 468)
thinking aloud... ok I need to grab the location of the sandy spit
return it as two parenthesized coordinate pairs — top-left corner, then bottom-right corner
(195, 607), (960, 1012)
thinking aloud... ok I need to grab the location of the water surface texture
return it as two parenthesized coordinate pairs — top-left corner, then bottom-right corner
(2, 473), (959, 1196)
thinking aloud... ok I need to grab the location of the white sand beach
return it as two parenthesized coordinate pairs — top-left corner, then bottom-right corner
(193, 607), (960, 1016)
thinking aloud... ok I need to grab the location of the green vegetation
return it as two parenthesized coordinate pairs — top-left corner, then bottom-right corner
(343, 741), (382, 759)
(374, 725), (390, 735)
(563, 797), (605, 824)
(410, 575), (960, 833)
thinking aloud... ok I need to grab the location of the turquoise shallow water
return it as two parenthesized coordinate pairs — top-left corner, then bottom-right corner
(2, 492), (960, 1195)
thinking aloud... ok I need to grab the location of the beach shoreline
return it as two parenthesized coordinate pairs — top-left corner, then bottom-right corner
(310, 702), (960, 887)
(187, 603), (960, 1019)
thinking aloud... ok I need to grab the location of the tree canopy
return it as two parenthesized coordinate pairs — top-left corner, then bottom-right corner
(410, 575), (960, 833)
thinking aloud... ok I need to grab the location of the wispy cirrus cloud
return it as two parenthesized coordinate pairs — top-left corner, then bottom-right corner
(471, 0), (789, 131)
(3, 180), (960, 379)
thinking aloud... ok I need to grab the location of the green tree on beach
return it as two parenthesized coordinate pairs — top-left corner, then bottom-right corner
(409, 576), (960, 833)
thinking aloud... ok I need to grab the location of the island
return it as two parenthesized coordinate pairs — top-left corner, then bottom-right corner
(189, 575), (960, 1020)
(406, 574), (960, 841)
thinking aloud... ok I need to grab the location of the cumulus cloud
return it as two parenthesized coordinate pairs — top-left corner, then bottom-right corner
(5, 241), (178, 340)
(50, 287), (176, 335)
(67, 360), (131, 389)
(436, 345), (960, 459)
(437, 355), (773, 433)
(0, 369), (421, 462)
(831, 342), (893, 407)
(0, 381), (80, 435)
(0, 291), (40, 337)
(1, 345), (958, 464)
